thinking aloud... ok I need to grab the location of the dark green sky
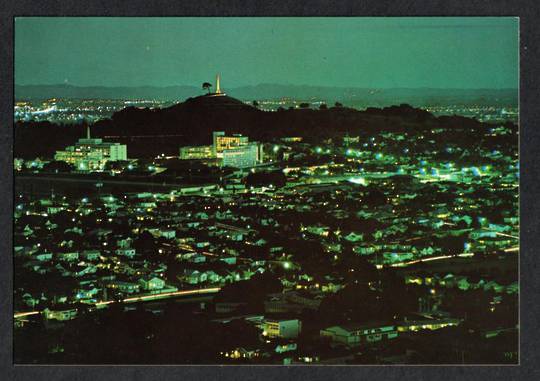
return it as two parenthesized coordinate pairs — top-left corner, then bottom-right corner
(15, 17), (518, 89)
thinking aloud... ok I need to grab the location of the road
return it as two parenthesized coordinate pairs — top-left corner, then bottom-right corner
(14, 286), (220, 319)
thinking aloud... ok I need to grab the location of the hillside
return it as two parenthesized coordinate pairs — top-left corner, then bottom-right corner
(14, 94), (514, 159)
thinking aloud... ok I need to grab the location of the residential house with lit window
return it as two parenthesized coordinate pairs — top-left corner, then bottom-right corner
(139, 276), (165, 291)
(320, 322), (398, 347)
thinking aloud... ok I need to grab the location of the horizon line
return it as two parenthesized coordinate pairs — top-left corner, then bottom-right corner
(15, 83), (519, 91)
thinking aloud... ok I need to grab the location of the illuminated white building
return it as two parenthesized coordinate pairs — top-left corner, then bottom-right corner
(222, 143), (260, 168)
(179, 145), (213, 159)
(212, 131), (249, 158)
(263, 318), (301, 339)
(54, 126), (127, 171)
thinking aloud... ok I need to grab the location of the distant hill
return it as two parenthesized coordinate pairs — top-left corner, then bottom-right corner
(231, 84), (518, 107)
(15, 84), (518, 107)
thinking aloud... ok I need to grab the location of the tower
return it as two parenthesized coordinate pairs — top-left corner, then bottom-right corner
(215, 73), (221, 94)
(213, 131), (225, 156)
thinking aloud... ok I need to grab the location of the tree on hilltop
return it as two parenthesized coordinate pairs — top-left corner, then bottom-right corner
(202, 82), (212, 94)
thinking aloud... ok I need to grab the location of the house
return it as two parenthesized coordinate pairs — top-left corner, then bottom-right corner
(44, 220), (58, 230)
(139, 276), (165, 291)
(220, 257), (237, 265)
(73, 263), (98, 277)
(263, 318), (302, 339)
(182, 269), (208, 284)
(194, 212), (209, 220)
(275, 342), (297, 354)
(506, 282), (519, 294)
(59, 239), (74, 248)
(324, 243), (341, 253)
(179, 252), (206, 263)
(353, 246), (377, 255)
(190, 254), (207, 263)
(46, 205), (65, 215)
(382, 252), (413, 264)
(320, 322), (397, 347)
(115, 248), (136, 258)
(344, 232), (364, 242)
(35, 252), (53, 262)
(82, 249), (101, 261)
(22, 293), (40, 308)
(23, 259), (41, 270)
(43, 307), (78, 321)
(107, 281), (140, 294)
(203, 270), (222, 283)
(23, 225), (34, 237)
(439, 274), (455, 287)
(54, 263), (69, 276)
(75, 287), (100, 300)
(159, 230), (176, 239)
(484, 280), (504, 293)
(261, 218), (277, 227)
(304, 225), (330, 237)
(117, 238), (133, 248)
(286, 291), (323, 310)
(213, 269), (236, 284)
(321, 282), (343, 293)
(456, 277), (471, 291)
(57, 251), (79, 262)
(396, 317), (461, 333)
(221, 347), (260, 360)
(226, 231), (243, 241)
(64, 226), (83, 235)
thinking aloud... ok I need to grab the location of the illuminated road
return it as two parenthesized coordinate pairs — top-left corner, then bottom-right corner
(387, 254), (470, 268)
(14, 286), (220, 319)
(94, 286), (220, 306)
(387, 247), (518, 268)
(13, 311), (40, 319)
(490, 231), (519, 240)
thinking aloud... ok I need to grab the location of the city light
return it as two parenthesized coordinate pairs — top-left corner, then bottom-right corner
(12, 17), (518, 366)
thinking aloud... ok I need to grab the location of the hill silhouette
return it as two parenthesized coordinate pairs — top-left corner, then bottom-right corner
(15, 84), (518, 108)
(14, 94), (512, 159)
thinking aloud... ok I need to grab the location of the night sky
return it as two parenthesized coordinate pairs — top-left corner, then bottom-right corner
(15, 17), (518, 89)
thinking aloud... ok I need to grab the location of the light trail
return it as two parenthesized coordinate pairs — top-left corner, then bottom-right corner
(389, 254), (455, 267)
(121, 287), (220, 303)
(480, 227), (519, 240)
(15, 287), (221, 319)
(388, 246), (518, 268)
(14, 311), (40, 319)
(493, 231), (519, 240)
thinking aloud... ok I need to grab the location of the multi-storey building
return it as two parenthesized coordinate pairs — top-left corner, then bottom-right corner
(222, 143), (260, 168)
(213, 131), (249, 158)
(54, 126), (127, 171)
(179, 145), (214, 160)
(263, 318), (302, 339)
